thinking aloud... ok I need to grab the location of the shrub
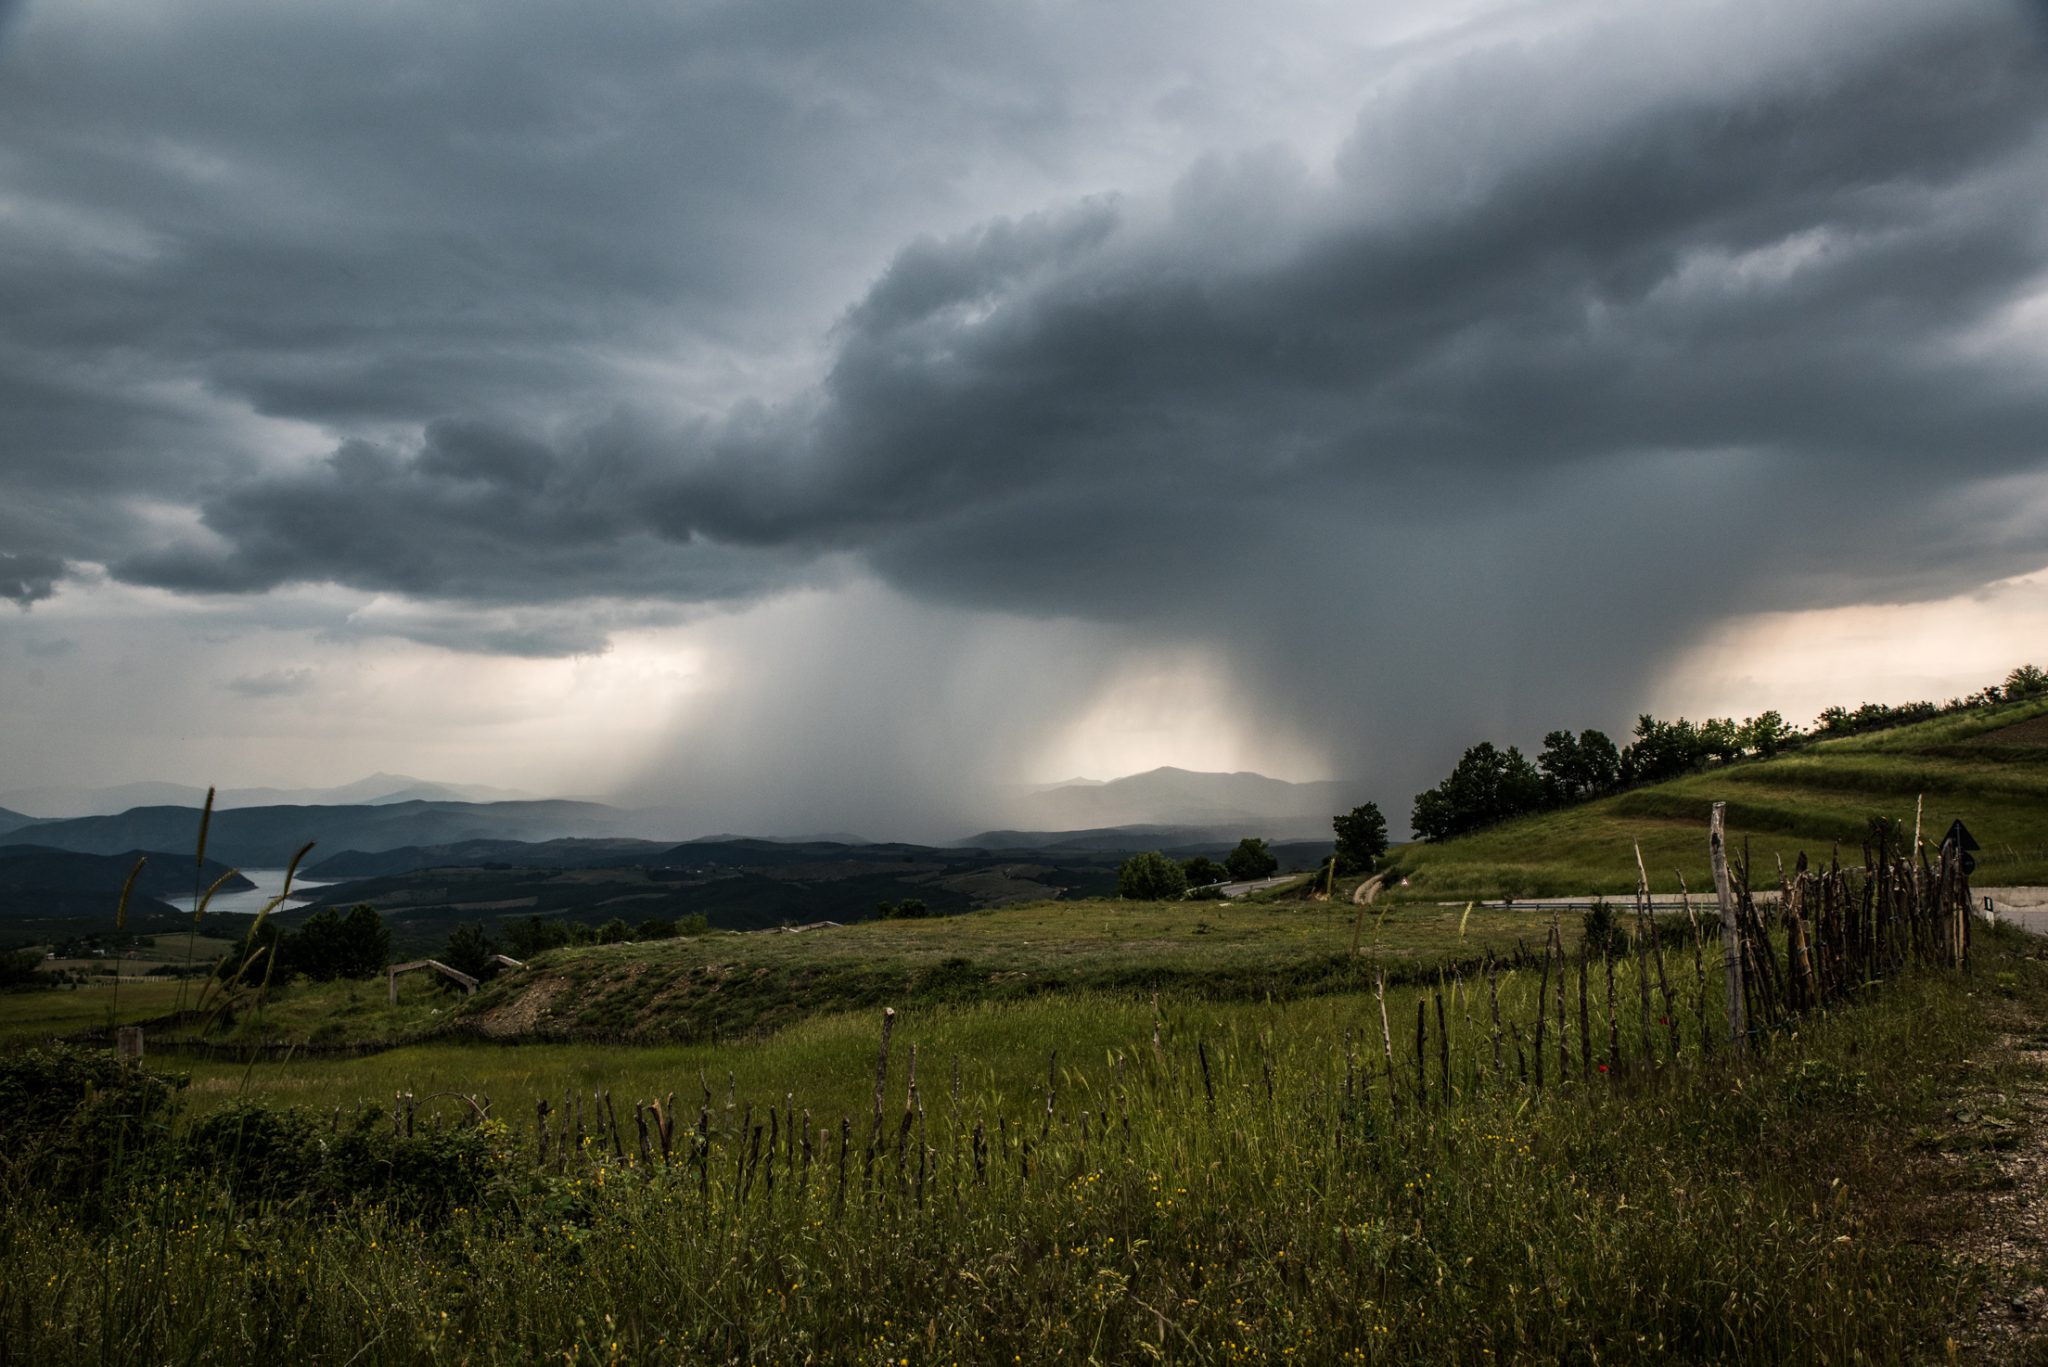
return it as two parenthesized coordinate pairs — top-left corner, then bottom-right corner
(183, 1102), (511, 1222)
(0, 948), (45, 989)
(1580, 902), (1631, 960)
(0, 1047), (183, 1196)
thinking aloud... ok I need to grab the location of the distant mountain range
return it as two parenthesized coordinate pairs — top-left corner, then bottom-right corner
(8, 799), (661, 867)
(0, 767), (1368, 863)
(1003, 767), (1363, 838)
(0, 774), (536, 820)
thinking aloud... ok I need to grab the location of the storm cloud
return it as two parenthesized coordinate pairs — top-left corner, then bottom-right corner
(3, 0), (2046, 818)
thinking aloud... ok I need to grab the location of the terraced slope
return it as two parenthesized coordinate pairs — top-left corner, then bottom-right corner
(1384, 697), (2048, 902)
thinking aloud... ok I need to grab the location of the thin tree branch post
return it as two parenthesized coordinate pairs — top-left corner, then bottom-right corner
(1710, 802), (1748, 1059)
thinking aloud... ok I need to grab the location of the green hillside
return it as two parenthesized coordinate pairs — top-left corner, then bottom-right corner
(1381, 696), (2048, 903)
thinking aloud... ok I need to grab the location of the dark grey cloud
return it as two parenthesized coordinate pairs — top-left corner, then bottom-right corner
(0, 552), (64, 608)
(225, 667), (314, 698)
(114, 3), (2048, 606)
(5, 0), (2048, 809)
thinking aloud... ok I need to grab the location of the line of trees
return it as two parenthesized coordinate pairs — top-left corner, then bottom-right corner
(217, 904), (390, 983)
(1115, 837), (1287, 901)
(1410, 662), (2046, 843)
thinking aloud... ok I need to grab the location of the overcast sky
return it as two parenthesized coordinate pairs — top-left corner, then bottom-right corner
(2, 0), (2045, 836)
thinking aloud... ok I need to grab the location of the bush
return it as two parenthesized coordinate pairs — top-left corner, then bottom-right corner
(0, 1047), (183, 1197)
(182, 1101), (511, 1222)
(876, 899), (931, 920)
(1580, 902), (1631, 960)
(0, 948), (46, 989)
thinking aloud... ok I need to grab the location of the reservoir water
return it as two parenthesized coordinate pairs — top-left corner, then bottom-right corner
(164, 867), (332, 917)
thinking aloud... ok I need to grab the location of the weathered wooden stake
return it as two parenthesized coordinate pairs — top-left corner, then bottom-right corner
(1710, 802), (1748, 1058)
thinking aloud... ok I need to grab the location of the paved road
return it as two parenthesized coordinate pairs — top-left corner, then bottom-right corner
(1446, 885), (2047, 923)
(1983, 886), (2048, 934)
(1217, 875), (1299, 899)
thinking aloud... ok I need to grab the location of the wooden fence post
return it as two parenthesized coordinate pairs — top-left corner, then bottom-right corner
(1710, 802), (1747, 1059)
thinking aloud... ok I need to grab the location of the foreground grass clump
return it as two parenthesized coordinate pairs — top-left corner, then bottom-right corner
(2, 922), (2034, 1365)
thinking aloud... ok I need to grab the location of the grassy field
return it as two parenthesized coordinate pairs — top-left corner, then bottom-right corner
(2, 910), (2034, 1363)
(446, 897), (1554, 1044)
(35, 932), (243, 980)
(0, 979), (190, 1043)
(0, 898), (1556, 1062)
(0, 753), (2037, 1361)
(1378, 695), (2048, 904)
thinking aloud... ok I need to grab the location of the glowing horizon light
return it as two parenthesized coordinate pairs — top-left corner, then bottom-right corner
(1650, 562), (2048, 728)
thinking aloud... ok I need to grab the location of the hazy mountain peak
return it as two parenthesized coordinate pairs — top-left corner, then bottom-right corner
(1005, 767), (1365, 838)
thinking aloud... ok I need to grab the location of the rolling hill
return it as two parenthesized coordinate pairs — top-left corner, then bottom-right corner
(1380, 696), (2048, 903)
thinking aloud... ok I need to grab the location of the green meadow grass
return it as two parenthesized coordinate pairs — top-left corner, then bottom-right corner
(418, 899), (1559, 1046)
(4, 921), (2035, 1364)
(0, 979), (189, 1043)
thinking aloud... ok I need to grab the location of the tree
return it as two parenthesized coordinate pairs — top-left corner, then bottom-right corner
(1224, 837), (1278, 882)
(1117, 851), (1188, 901)
(503, 914), (587, 957)
(1618, 715), (1705, 784)
(1698, 717), (1743, 765)
(1738, 710), (1794, 758)
(1331, 803), (1389, 874)
(1536, 729), (1619, 806)
(440, 923), (499, 985)
(1410, 742), (1545, 842)
(2007, 663), (2047, 700)
(216, 920), (282, 982)
(636, 917), (679, 940)
(596, 917), (632, 944)
(1179, 855), (1227, 888)
(281, 904), (388, 981)
(876, 899), (930, 919)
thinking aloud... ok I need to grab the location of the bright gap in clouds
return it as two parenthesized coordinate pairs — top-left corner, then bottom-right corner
(1650, 562), (2048, 728)
(614, 579), (1327, 837)
(1027, 652), (1329, 784)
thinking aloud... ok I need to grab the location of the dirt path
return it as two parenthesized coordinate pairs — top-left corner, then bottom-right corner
(1949, 959), (2048, 1360)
